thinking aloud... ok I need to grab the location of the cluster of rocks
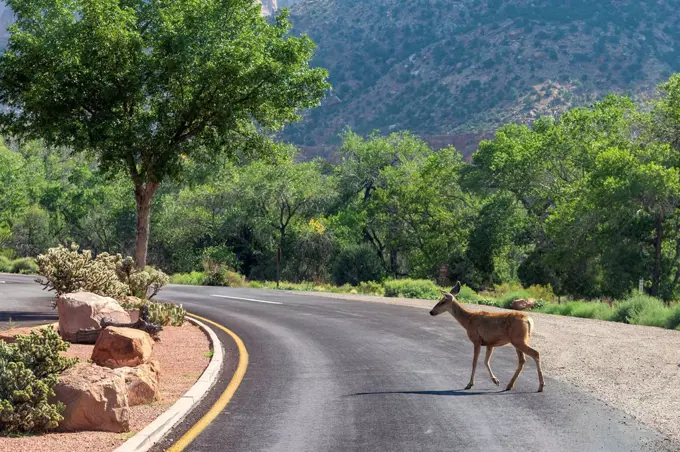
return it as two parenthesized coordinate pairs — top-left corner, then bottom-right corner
(53, 292), (162, 433)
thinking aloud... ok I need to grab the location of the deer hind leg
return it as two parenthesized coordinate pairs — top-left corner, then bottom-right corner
(465, 342), (481, 390)
(485, 346), (500, 386)
(506, 348), (526, 391)
(516, 343), (545, 392)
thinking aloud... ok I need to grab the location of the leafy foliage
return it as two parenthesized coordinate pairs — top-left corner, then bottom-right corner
(0, 327), (77, 434)
(0, 0), (330, 268)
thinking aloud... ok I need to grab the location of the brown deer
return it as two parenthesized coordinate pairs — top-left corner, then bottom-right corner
(430, 281), (545, 392)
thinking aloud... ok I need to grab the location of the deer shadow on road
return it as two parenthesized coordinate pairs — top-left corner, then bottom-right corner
(350, 388), (534, 397)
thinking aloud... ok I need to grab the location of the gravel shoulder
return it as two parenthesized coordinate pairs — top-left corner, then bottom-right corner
(0, 322), (210, 452)
(290, 290), (680, 444)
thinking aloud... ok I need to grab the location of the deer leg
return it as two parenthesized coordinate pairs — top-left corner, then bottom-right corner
(485, 346), (499, 386)
(516, 343), (545, 392)
(506, 348), (525, 391)
(465, 342), (481, 390)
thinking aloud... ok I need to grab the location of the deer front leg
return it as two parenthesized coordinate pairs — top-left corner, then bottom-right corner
(485, 346), (500, 386)
(465, 342), (481, 390)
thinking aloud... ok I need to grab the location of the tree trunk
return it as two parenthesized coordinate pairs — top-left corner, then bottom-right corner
(134, 182), (159, 270)
(651, 214), (663, 297)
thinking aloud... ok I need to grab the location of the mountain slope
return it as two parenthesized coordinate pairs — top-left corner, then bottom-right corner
(284, 0), (680, 150)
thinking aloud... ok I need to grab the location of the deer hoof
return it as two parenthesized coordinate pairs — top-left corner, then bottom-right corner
(492, 377), (500, 386)
(537, 386), (544, 393)
(465, 383), (473, 390)
(504, 385), (514, 391)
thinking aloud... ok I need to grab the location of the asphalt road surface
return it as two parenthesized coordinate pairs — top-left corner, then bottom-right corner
(1, 275), (673, 452)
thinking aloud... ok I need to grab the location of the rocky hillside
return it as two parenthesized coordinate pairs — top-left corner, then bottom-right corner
(283, 0), (680, 153)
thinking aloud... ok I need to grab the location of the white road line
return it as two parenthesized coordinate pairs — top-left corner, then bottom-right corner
(210, 294), (283, 305)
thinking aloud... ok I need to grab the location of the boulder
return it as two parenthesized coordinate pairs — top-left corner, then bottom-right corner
(57, 292), (130, 343)
(511, 298), (536, 311)
(113, 360), (161, 406)
(91, 326), (154, 368)
(53, 363), (130, 433)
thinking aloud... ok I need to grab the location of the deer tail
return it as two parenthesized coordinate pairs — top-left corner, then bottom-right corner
(526, 317), (534, 337)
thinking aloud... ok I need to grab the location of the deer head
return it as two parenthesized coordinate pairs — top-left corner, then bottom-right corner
(430, 281), (461, 316)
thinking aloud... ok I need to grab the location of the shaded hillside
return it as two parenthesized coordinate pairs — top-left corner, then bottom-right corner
(284, 0), (680, 149)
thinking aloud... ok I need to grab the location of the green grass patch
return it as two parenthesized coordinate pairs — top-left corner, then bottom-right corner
(170, 271), (207, 285)
(383, 279), (441, 300)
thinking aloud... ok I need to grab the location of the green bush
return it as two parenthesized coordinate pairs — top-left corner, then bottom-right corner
(0, 327), (77, 434)
(383, 279), (441, 300)
(456, 284), (480, 302)
(564, 301), (614, 320)
(612, 294), (668, 326)
(170, 271), (207, 285)
(666, 304), (680, 330)
(10, 258), (38, 274)
(331, 244), (385, 286)
(357, 281), (385, 296)
(0, 256), (10, 273)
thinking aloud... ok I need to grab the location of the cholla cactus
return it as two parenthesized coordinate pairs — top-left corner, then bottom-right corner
(36, 244), (128, 301)
(115, 256), (169, 300)
(37, 244), (169, 302)
(0, 328), (77, 434)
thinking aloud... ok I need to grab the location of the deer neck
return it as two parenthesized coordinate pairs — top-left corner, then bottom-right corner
(448, 300), (471, 327)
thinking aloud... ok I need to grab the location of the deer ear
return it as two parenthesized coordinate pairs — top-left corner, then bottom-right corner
(450, 281), (461, 296)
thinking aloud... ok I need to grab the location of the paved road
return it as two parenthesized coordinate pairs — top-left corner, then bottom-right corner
(1, 277), (673, 451)
(153, 285), (671, 452)
(0, 273), (56, 328)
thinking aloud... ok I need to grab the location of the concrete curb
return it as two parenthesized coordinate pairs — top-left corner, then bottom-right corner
(114, 316), (224, 452)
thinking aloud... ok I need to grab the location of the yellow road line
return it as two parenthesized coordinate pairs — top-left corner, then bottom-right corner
(167, 312), (249, 452)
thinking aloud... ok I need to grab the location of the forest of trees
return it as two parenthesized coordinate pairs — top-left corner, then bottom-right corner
(3, 74), (680, 301)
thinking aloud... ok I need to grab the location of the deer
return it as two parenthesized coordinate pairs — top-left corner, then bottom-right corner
(430, 281), (545, 393)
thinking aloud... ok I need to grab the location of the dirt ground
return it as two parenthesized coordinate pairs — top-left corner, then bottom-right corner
(0, 322), (211, 452)
(291, 291), (680, 445)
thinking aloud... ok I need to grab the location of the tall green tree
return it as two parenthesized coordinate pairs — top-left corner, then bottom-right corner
(0, 0), (329, 267)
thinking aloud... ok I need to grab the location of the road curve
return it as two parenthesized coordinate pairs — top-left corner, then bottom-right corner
(0, 277), (671, 451)
(152, 285), (668, 452)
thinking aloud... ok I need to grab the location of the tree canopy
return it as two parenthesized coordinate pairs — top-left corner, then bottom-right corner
(0, 0), (329, 267)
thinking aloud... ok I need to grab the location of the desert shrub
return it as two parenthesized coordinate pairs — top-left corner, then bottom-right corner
(119, 300), (186, 326)
(37, 244), (168, 301)
(0, 327), (77, 434)
(9, 258), (38, 274)
(357, 281), (385, 296)
(146, 302), (186, 326)
(612, 294), (669, 326)
(331, 244), (385, 286)
(383, 279), (441, 300)
(0, 256), (10, 273)
(499, 290), (532, 309)
(202, 262), (245, 287)
(116, 257), (168, 299)
(36, 244), (128, 299)
(170, 271), (206, 285)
